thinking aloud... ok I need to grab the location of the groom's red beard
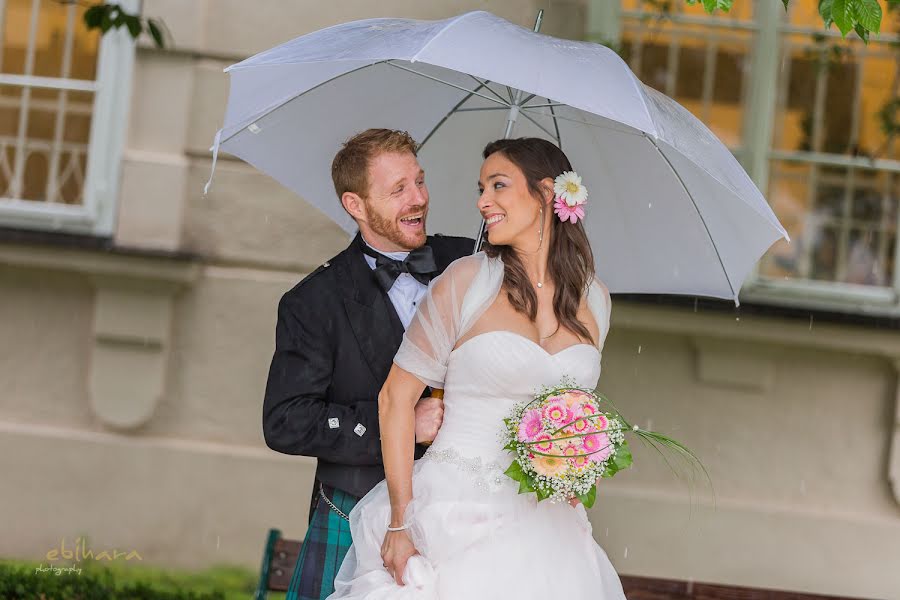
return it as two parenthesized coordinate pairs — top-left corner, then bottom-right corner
(365, 200), (428, 250)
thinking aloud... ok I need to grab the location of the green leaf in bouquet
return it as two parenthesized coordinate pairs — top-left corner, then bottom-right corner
(504, 459), (534, 493)
(578, 484), (598, 509)
(612, 440), (633, 471)
(504, 459), (524, 479)
(601, 441), (633, 478)
(517, 476), (536, 495)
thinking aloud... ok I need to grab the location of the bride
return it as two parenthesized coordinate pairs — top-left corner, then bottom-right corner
(328, 137), (625, 599)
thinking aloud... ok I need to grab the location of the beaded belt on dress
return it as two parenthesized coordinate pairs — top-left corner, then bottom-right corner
(420, 445), (508, 492)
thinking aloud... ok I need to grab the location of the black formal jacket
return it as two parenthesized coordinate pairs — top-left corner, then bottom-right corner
(263, 232), (474, 499)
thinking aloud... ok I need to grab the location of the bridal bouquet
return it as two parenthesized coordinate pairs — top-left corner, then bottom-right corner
(502, 378), (701, 508)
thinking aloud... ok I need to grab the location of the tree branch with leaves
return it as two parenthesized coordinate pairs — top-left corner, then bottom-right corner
(54, 0), (167, 48)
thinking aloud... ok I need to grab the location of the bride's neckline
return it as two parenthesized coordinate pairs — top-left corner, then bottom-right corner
(450, 330), (599, 358)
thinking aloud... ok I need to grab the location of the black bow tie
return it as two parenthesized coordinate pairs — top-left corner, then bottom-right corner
(360, 243), (438, 292)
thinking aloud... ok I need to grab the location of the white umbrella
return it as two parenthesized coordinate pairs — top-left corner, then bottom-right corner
(205, 10), (789, 305)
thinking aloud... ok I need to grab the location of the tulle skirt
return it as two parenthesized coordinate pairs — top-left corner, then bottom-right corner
(328, 448), (626, 599)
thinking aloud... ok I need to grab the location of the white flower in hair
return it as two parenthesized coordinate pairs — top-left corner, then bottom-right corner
(553, 171), (588, 207)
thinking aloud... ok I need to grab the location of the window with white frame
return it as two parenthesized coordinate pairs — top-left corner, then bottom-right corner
(0, 0), (135, 236)
(611, 0), (900, 315)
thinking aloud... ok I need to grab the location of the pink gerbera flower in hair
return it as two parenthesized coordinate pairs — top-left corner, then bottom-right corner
(553, 171), (588, 224)
(553, 196), (586, 224)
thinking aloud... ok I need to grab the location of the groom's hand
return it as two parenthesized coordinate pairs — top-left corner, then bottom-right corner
(413, 396), (444, 444)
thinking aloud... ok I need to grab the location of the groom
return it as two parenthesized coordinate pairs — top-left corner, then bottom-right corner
(263, 128), (473, 600)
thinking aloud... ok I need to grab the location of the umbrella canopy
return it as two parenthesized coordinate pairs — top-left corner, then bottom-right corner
(207, 10), (789, 304)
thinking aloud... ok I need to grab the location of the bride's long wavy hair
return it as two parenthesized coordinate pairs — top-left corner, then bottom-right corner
(481, 138), (596, 345)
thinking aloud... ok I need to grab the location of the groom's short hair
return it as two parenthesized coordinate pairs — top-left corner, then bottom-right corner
(332, 129), (418, 202)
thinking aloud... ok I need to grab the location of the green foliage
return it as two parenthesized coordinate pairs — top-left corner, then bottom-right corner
(878, 97), (900, 137)
(817, 0), (883, 40)
(576, 484), (598, 509)
(601, 440), (633, 478)
(685, 0), (735, 14)
(76, 2), (167, 48)
(683, 0), (888, 43)
(0, 561), (232, 600)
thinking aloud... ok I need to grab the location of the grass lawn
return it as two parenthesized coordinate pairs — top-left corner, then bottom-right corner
(1, 559), (287, 600)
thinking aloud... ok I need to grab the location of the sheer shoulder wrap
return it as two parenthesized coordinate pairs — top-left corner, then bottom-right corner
(393, 252), (501, 388)
(393, 252), (613, 386)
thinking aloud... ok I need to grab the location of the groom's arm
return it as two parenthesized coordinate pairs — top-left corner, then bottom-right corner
(262, 290), (383, 466)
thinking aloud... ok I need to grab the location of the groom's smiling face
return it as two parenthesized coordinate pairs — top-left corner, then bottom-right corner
(357, 151), (429, 252)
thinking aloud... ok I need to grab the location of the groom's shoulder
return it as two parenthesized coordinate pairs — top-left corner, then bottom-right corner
(281, 247), (349, 305)
(428, 233), (474, 261)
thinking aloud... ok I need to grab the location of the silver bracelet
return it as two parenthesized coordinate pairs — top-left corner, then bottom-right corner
(386, 523), (410, 532)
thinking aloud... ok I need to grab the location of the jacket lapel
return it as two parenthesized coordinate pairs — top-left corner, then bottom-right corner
(340, 233), (405, 382)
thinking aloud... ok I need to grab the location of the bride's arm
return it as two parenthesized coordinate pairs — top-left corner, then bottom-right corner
(378, 364), (426, 585)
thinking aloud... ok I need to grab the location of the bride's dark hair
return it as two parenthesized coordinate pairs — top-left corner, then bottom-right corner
(481, 137), (596, 345)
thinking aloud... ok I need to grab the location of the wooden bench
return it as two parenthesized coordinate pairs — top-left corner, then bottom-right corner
(254, 529), (302, 599)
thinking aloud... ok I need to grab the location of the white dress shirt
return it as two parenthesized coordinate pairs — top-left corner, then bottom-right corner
(361, 236), (429, 330)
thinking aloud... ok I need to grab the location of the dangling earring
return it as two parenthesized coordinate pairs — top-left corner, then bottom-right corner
(535, 204), (546, 288)
(537, 204), (544, 251)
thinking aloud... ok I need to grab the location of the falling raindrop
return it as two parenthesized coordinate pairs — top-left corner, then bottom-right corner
(216, 535), (220, 550)
(648, 202), (652, 209)
(809, 315), (814, 331)
(637, 345), (642, 354)
(605, 527), (609, 537)
(624, 547), (629, 559)
(693, 298), (698, 313)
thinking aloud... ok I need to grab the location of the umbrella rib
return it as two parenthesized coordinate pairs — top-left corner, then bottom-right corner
(455, 106), (514, 112)
(644, 133), (737, 303)
(417, 80), (496, 152)
(522, 102), (566, 109)
(518, 109), (560, 144)
(386, 61), (510, 107)
(548, 100), (562, 147)
(550, 106), (562, 148)
(467, 74), (511, 105)
(520, 108), (646, 137)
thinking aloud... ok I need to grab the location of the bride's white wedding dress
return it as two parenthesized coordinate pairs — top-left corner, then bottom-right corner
(328, 252), (625, 599)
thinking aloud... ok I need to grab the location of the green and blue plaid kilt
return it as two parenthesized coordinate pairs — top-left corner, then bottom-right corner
(286, 482), (360, 600)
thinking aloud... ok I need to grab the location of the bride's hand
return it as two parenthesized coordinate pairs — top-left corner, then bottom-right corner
(380, 529), (418, 586)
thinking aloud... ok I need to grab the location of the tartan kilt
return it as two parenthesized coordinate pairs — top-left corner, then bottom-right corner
(286, 482), (361, 600)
